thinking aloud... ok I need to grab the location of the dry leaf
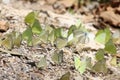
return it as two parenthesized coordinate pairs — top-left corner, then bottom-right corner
(46, 0), (56, 4)
(0, 21), (9, 32)
(59, 0), (75, 7)
(115, 53), (120, 58)
(100, 11), (120, 27)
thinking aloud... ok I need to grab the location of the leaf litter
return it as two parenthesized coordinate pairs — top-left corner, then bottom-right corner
(0, 0), (120, 80)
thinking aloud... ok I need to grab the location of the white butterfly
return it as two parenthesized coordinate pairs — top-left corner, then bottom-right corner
(74, 30), (90, 44)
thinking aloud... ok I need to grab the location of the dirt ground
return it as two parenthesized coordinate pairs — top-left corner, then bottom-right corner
(0, 0), (120, 80)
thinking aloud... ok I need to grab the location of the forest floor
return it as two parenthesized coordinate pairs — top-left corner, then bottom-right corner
(0, 0), (120, 80)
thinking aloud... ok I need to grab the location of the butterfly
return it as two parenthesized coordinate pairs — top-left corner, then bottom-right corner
(74, 30), (89, 44)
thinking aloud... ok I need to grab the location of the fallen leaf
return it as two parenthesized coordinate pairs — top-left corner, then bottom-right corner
(0, 21), (9, 32)
(46, 0), (56, 4)
(115, 53), (120, 58)
(100, 11), (120, 27)
(59, 0), (76, 7)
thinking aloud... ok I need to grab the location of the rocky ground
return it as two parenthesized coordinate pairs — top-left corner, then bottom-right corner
(0, 0), (120, 80)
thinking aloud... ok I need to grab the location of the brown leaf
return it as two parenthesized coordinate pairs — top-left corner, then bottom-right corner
(46, 0), (56, 4)
(115, 53), (120, 58)
(0, 21), (9, 32)
(59, 0), (75, 7)
(82, 14), (94, 23)
(110, 0), (120, 7)
(100, 10), (120, 27)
